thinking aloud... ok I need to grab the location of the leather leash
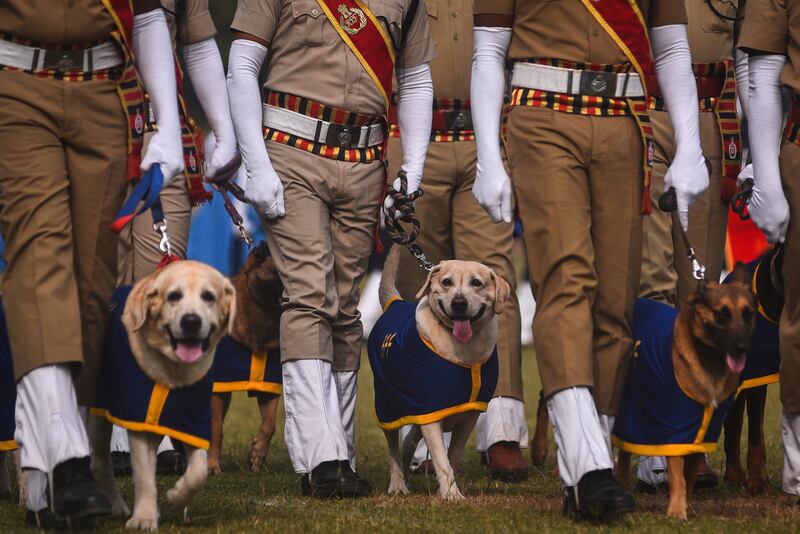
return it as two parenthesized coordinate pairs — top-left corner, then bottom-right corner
(203, 153), (254, 247)
(659, 187), (707, 281)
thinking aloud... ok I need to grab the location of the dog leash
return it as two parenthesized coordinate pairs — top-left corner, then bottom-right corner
(383, 170), (435, 272)
(203, 153), (254, 247)
(659, 187), (707, 281)
(731, 178), (754, 221)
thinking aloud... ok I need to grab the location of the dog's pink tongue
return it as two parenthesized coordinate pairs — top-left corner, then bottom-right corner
(453, 320), (473, 343)
(726, 354), (746, 374)
(175, 342), (204, 363)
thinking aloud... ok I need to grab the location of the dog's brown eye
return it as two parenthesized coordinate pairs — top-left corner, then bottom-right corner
(167, 290), (183, 304)
(441, 278), (453, 287)
(201, 290), (216, 304)
(715, 307), (732, 325)
(470, 278), (483, 288)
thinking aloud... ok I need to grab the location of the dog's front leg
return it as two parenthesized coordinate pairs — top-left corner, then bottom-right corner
(615, 451), (632, 490)
(126, 431), (160, 532)
(249, 393), (279, 472)
(166, 444), (208, 518)
(401, 425), (422, 476)
(666, 456), (688, 520)
(723, 393), (746, 486)
(0, 451), (10, 499)
(208, 392), (230, 475)
(88, 416), (130, 516)
(384, 429), (410, 496)
(530, 390), (550, 467)
(14, 450), (26, 507)
(420, 422), (463, 501)
(746, 385), (769, 494)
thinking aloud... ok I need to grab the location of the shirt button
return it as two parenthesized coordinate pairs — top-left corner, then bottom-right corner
(453, 33), (460, 41)
(451, 10), (458, 17)
(347, 86), (355, 94)
(312, 8), (320, 15)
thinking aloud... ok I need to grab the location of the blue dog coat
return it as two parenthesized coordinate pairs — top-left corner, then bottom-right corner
(612, 299), (735, 456)
(367, 299), (498, 430)
(213, 336), (282, 395)
(92, 286), (213, 450)
(0, 299), (16, 451)
(725, 252), (781, 392)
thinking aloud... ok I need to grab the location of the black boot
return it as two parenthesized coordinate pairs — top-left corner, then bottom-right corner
(50, 457), (111, 523)
(25, 508), (94, 531)
(303, 461), (372, 499)
(563, 469), (635, 522)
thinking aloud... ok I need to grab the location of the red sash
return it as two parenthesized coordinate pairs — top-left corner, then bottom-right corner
(101, 0), (146, 182)
(314, 0), (395, 109)
(173, 56), (212, 205)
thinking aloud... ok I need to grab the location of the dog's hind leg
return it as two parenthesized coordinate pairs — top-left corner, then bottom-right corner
(0, 451), (10, 499)
(666, 456), (688, 519)
(14, 450), (26, 507)
(208, 392), (231, 476)
(447, 413), (479, 474)
(384, 429), (410, 496)
(615, 450), (632, 490)
(530, 390), (550, 467)
(401, 425), (422, 476)
(420, 422), (463, 501)
(249, 393), (279, 473)
(88, 416), (129, 516)
(745, 385), (769, 494)
(723, 392), (746, 487)
(166, 444), (208, 518)
(126, 431), (161, 532)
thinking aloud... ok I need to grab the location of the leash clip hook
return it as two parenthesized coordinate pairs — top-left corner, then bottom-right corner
(154, 220), (172, 257)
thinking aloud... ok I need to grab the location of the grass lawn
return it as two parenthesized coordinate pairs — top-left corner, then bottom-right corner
(1, 347), (797, 532)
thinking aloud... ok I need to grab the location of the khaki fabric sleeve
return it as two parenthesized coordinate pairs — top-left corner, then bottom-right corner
(177, 0), (217, 44)
(398, 0), (437, 68)
(231, 0), (282, 45)
(473, 0), (514, 16)
(649, 0), (688, 27)
(739, 0), (789, 54)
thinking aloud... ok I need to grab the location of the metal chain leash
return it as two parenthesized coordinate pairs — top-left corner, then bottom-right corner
(384, 170), (434, 272)
(659, 188), (706, 281)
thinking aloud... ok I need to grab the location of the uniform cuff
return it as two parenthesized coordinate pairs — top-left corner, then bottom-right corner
(231, 7), (275, 44)
(739, 23), (789, 55)
(180, 11), (217, 44)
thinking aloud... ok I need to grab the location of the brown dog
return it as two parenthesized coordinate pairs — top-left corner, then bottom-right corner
(208, 242), (284, 475)
(615, 264), (756, 519)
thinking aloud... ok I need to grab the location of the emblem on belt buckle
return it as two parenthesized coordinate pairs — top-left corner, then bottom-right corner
(338, 127), (354, 148)
(453, 113), (467, 129)
(590, 74), (608, 94)
(338, 4), (367, 35)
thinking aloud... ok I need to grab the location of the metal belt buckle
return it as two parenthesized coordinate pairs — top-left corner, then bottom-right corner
(43, 49), (84, 73)
(445, 110), (473, 132)
(579, 71), (617, 98)
(325, 124), (361, 149)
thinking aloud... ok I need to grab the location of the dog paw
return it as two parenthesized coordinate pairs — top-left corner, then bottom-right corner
(387, 480), (410, 496)
(666, 504), (687, 520)
(724, 467), (746, 487)
(112, 498), (131, 517)
(207, 462), (222, 476)
(438, 486), (465, 501)
(126, 515), (158, 532)
(248, 437), (268, 472)
(746, 477), (769, 495)
(166, 487), (191, 510)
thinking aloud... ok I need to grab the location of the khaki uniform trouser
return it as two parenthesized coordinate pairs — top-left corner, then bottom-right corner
(387, 137), (523, 400)
(640, 110), (729, 305)
(117, 131), (192, 285)
(0, 70), (128, 405)
(506, 105), (643, 416)
(263, 141), (385, 372)
(780, 141), (800, 412)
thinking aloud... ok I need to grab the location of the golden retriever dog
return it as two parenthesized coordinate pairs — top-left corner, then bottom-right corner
(368, 246), (509, 500)
(89, 261), (234, 532)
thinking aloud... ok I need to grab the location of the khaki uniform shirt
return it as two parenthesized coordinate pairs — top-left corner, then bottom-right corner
(473, 0), (686, 65)
(162, 0), (217, 44)
(687, 0), (741, 63)
(427, 0), (472, 100)
(0, 0), (115, 45)
(231, 0), (436, 115)
(739, 0), (800, 94)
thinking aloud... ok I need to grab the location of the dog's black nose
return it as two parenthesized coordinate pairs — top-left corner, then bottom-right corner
(451, 296), (468, 315)
(180, 313), (202, 335)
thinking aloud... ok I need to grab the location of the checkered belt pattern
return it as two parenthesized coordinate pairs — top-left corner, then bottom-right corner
(0, 34), (145, 182)
(388, 97), (476, 142)
(510, 59), (655, 214)
(262, 90), (386, 163)
(647, 60), (742, 201)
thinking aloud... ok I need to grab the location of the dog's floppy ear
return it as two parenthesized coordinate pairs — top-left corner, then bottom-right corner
(415, 264), (442, 300)
(730, 261), (750, 287)
(123, 273), (159, 332)
(489, 270), (511, 314)
(222, 278), (237, 335)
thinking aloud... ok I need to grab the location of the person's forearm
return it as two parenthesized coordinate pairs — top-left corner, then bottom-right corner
(735, 48), (750, 120)
(471, 27), (511, 169)
(184, 38), (236, 148)
(748, 54), (786, 190)
(396, 63), (433, 183)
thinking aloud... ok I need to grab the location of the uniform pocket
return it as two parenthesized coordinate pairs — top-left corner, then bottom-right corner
(291, 0), (335, 47)
(700, 0), (738, 34)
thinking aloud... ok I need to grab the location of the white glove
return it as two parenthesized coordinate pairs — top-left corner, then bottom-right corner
(652, 25), (709, 231)
(183, 37), (239, 179)
(747, 54), (789, 243)
(132, 9), (185, 185)
(226, 39), (285, 218)
(471, 27), (513, 224)
(737, 162), (754, 188)
(384, 63), (433, 216)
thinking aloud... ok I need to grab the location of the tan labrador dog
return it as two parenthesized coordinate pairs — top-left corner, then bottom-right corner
(89, 261), (234, 532)
(376, 246), (509, 500)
